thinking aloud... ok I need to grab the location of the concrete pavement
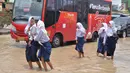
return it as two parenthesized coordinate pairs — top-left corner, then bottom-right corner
(0, 28), (10, 35)
(0, 24), (11, 35)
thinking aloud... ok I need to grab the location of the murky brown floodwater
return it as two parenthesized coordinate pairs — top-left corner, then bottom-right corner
(0, 35), (130, 73)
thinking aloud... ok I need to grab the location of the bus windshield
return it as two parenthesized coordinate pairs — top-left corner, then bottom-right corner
(13, 0), (43, 21)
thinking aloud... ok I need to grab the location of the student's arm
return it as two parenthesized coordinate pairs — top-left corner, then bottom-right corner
(98, 28), (105, 35)
(28, 40), (32, 46)
(75, 29), (78, 43)
(103, 34), (107, 45)
(75, 36), (78, 43)
(98, 29), (102, 35)
(24, 25), (31, 35)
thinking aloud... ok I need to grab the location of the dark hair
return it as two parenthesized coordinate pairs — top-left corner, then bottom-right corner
(31, 17), (36, 23)
(31, 17), (34, 20)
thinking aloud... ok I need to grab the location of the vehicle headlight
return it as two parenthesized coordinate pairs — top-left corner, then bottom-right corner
(11, 25), (16, 33)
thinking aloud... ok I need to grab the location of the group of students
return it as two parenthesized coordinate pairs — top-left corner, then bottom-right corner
(24, 17), (53, 71)
(24, 16), (118, 71)
(97, 21), (119, 60)
(75, 21), (119, 60)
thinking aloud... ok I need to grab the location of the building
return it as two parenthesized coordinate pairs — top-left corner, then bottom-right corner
(0, 0), (5, 11)
(0, 0), (13, 12)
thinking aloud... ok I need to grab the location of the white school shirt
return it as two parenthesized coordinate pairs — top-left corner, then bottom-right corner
(103, 27), (115, 44)
(25, 24), (38, 41)
(34, 30), (50, 43)
(76, 29), (86, 40)
(106, 27), (114, 37)
(98, 27), (106, 38)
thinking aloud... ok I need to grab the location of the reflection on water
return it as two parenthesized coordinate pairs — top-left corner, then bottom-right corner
(114, 38), (130, 73)
(0, 35), (129, 73)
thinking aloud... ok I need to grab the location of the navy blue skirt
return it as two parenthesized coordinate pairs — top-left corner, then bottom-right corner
(75, 37), (85, 53)
(25, 40), (40, 62)
(38, 41), (52, 62)
(104, 36), (117, 56)
(97, 37), (104, 53)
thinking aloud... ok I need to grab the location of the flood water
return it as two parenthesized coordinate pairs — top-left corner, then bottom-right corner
(0, 35), (130, 73)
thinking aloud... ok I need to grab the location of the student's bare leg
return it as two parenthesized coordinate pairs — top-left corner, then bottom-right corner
(28, 61), (33, 69)
(78, 52), (81, 58)
(111, 56), (114, 60)
(41, 57), (48, 71)
(82, 52), (84, 57)
(104, 51), (107, 60)
(47, 61), (54, 69)
(36, 61), (42, 70)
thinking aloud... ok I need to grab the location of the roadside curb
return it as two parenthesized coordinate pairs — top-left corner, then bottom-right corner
(0, 28), (10, 35)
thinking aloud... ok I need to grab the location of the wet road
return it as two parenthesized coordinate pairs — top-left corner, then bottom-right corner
(0, 35), (130, 73)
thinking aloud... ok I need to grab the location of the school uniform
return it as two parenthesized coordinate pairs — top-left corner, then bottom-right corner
(97, 28), (106, 54)
(34, 20), (52, 62)
(26, 40), (39, 62)
(75, 22), (86, 53)
(104, 26), (118, 56)
(25, 17), (40, 62)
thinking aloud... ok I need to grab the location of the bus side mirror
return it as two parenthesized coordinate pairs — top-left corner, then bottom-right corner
(37, 0), (41, 2)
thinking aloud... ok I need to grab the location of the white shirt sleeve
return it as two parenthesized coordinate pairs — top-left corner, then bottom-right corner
(98, 28), (102, 35)
(34, 30), (43, 41)
(103, 34), (107, 44)
(24, 25), (29, 35)
(98, 27), (105, 35)
(75, 29), (79, 40)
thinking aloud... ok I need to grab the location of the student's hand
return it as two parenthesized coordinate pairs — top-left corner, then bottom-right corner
(76, 40), (78, 43)
(27, 27), (31, 33)
(28, 41), (31, 46)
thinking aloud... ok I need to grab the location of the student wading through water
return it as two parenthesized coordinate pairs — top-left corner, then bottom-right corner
(75, 22), (86, 58)
(104, 21), (118, 60)
(34, 20), (54, 71)
(24, 17), (42, 70)
(97, 23), (108, 56)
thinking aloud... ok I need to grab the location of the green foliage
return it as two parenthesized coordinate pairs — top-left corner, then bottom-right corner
(0, 11), (12, 28)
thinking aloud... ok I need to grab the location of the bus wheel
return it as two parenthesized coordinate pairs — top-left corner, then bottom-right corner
(91, 32), (98, 42)
(52, 35), (62, 48)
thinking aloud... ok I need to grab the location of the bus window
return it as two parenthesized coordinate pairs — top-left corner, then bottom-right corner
(44, 0), (57, 28)
(30, 0), (43, 16)
(13, 0), (43, 23)
(74, 0), (88, 29)
(56, 0), (63, 10)
(75, 0), (82, 22)
(62, 0), (74, 12)
(82, 0), (89, 29)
